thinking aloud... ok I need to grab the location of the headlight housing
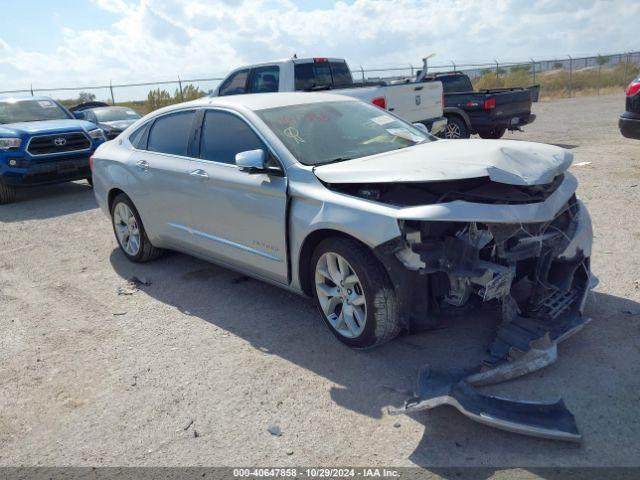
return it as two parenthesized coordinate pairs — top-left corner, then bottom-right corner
(0, 138), (21, 150)
(88, 129), (105, 141)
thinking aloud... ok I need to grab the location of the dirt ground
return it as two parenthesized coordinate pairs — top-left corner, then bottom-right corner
(1, 94), (639, 471)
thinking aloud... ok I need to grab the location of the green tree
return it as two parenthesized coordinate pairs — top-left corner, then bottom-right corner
(174, 84), (205, 102)
(146, 88), (173, 111)
(596, 55), (609, 66)
(78, 91), (96, 103)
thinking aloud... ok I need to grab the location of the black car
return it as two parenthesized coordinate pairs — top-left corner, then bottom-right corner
(418, 72), (536, 139)
(619, 76), (640, 140)
(81, 106), (141, 140)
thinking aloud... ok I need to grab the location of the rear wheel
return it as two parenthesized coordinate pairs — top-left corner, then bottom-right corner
(478, 127), (507, 139)
(0, 183), (16, 204)
(311, 237), (400, 349)
(111, 193), (163, 263)
(440, 116), (470, 139)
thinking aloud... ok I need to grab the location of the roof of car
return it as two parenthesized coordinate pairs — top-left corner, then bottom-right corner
(188, 92), (358, 112)
(89, 106), (134, 111)
(0, 95), (57, 103)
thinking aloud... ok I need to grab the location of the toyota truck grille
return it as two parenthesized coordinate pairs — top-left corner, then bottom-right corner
(27, 132), (91, 156)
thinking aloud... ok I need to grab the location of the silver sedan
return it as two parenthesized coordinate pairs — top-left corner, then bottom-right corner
(92, 92), (594, 350)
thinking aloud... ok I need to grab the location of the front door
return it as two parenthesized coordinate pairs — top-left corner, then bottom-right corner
(187, 109), (289, 284)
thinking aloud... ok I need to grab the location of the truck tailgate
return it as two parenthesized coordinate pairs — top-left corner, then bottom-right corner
(492, 89), (532, 119)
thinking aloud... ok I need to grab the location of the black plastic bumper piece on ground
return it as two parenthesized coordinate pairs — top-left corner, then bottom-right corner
(394, 368), (581, 442)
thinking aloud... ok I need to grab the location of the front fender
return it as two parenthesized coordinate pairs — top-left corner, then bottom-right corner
(288, 191), (403, 292)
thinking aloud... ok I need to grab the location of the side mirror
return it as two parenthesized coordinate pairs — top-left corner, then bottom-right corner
(73, 111), (86, 120)
(236, 149), (266, 174)
(412, 122), (429, 135)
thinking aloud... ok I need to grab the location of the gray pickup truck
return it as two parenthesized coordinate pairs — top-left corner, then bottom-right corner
(418, 71), (537, 139)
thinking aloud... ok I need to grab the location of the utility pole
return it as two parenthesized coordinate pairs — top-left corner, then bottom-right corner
(567, 55), (573, 97)
(109, 80), (115, 105)
(530, 58), (536, 84)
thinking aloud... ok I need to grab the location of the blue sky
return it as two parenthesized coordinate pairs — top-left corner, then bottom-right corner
(0, 0), (638, 101)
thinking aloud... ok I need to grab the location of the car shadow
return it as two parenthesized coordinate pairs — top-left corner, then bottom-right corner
(0, 181), (96, 222)
(109, 248), (639, 469)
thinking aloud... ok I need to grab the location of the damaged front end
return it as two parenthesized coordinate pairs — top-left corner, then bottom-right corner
(384, 193), (595, 440)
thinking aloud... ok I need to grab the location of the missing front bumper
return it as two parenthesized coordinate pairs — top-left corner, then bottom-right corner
(387, 198), (596, 441)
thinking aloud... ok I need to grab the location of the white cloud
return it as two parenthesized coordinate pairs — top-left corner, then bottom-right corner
(0, 0), (638, 98)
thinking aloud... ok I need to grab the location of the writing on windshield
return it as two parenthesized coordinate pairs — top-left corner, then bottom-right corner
(256, 101), (432, 166)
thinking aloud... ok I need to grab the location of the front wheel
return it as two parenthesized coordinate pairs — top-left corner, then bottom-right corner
(0, 183), (16, 204)
(111, 193), (163, 262)
(311, 237), (401, 349)
(439, 116), (470, 139)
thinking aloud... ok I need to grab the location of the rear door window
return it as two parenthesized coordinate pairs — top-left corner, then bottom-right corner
(218, 69), (250, 96)
(199, 110), (264, 165)
(147, 110), (196, 156)
(248, 66), (280, 93)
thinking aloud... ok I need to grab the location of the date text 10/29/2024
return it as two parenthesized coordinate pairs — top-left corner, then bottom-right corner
(233, 468), (400, 478)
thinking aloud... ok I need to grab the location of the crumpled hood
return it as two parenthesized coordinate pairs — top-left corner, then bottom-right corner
(313, 139), (573, 186)
(0, 119), (96, 136)
(99, 120), (136, 130)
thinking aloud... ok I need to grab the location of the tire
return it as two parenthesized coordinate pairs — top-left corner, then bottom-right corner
(0, 183), (16, 204)
(439, 116), (470, 139)
(310, 237), (400, 349)
(478, 127), (506, 139)
(86, 176), (93, 187)
(110, 193), (163, 263)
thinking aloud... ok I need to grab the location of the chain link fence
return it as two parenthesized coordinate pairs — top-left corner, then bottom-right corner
(1, 50), (638, 112)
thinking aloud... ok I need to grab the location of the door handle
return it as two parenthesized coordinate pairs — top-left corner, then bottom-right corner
(189, 169), (209, 179)
(136, 160), (149, 171)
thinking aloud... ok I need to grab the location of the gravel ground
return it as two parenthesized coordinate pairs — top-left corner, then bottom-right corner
(1, 94), (639, 471)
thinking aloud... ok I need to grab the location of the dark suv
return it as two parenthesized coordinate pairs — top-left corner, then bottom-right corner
(619, 76), (640, 139)
(0, 97), (106, 204)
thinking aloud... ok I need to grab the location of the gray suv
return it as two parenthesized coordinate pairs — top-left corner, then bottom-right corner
(93, 92), (594, 350)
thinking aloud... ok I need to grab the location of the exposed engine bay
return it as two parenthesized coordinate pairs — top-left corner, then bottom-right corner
(358, 183), (595, 441)
(394, 194), (591, 348)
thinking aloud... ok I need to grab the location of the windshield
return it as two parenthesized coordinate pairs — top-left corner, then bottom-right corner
(256, 101), (433, 166)
(94, 108), (140, 122)
(0, 99), (71, 124)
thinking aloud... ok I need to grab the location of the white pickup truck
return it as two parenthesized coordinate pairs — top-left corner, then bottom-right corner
(211, 57), (447, 134)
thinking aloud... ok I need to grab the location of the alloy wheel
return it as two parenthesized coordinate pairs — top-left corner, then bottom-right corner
(444, 122), (461, 139)
(315, 252), (367, 338)
(113, 202), (141, 256)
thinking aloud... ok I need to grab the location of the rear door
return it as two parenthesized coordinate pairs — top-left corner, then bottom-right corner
(186, 109), (289, 284)
(130, 109), (199, 247)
